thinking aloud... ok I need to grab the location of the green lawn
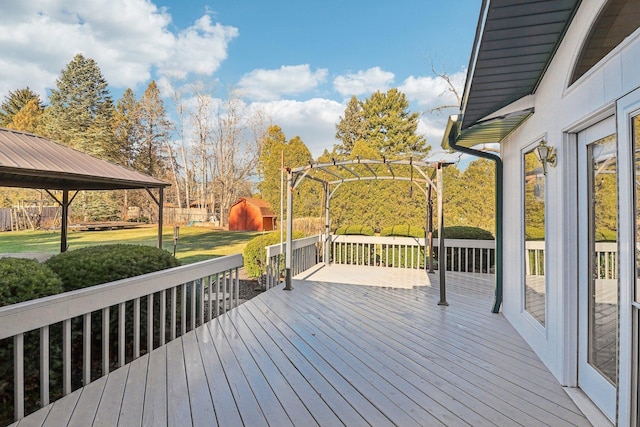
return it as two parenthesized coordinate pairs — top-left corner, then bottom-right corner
(0, 226), (259, 264)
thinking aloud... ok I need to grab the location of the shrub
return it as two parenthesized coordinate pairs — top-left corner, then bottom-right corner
(433, 226), (494, 240)
(0, 258), (63, 307)
(45, 244), (180, 291)
(334, 225), (375, 236)
(525, 226), (546, 241)
(0, 258), (64, 423)
(380, 225), (426, 238)
(243, 231), (305, 278)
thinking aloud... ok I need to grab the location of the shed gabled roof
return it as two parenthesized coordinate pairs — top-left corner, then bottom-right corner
(0, 128), (169, 190)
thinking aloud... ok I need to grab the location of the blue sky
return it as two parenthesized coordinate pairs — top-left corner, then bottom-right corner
(0, 0), (480, 157)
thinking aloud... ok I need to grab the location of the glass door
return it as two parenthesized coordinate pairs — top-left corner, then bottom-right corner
(577, 117), (618, 422)
(616, 90), (640, 426)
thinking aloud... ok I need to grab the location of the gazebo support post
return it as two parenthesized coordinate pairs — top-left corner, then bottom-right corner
(158, 188), (164, 249)
(145, 188), (164, 250)
(284, 169), (294, 290)
(437, 163), (448, 306)
(324, 183), (330, 266)
(61, 190), (69, 253)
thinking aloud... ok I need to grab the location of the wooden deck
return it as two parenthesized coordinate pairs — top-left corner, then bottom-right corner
(12, 266), (591, 426)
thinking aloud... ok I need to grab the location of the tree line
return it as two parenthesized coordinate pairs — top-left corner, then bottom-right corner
(0, 53), (496, 233)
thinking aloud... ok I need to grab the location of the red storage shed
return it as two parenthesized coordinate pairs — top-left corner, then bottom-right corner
(228, 198), (277, 231)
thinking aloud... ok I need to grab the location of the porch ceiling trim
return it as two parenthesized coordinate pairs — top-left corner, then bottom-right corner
(442, 108), (534, 150)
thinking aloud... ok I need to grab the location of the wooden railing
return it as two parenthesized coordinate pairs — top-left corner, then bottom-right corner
(0, 254), (243, 423)
(331, 235), (496, 273)
(525, 241), (545, 276)
(264, 235), (321, 288)
(525, 241), (617, 279)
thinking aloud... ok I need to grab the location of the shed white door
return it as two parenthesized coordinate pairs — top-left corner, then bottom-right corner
(577, 116), (617, 422)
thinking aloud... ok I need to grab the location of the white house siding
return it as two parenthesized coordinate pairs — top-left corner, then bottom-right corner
(498, 0), (640, 390)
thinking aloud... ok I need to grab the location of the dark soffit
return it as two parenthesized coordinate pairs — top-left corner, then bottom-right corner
(460, 0), (582, 130)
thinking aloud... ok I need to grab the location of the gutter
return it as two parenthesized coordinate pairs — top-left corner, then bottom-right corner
(448, 122), (503, 313)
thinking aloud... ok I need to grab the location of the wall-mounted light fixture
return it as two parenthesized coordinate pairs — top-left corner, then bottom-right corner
(535, 139), (557, 175)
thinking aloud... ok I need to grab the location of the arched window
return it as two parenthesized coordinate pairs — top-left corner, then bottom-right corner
(570, 0), (640, 85)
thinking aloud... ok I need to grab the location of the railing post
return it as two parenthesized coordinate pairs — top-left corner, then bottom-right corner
(437, 163), (448, 306)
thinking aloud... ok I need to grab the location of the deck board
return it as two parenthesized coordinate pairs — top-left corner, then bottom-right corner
(17, 266), (591, 426)
(181, 332), (216, 427)
(116, 355), (148, 427)
(93, 363), (129, 427)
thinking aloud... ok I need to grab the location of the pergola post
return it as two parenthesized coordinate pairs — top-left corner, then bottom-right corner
(437, 163), (448, 306)
(324, 183), (331, 266)
(427, 184), (434, 273)
(61, 190), (69, 253)
(284, 169), (294, 291)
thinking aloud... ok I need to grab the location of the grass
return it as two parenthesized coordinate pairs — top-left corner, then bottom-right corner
(0, 225), (260, 264)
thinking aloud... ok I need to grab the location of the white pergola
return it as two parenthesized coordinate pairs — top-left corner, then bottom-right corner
(282, 157), (450, 304)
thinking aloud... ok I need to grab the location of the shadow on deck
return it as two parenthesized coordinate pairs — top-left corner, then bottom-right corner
(13, 266), (590, 426)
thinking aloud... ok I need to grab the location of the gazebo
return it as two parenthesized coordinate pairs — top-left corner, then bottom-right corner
(0, 128), (170, 252)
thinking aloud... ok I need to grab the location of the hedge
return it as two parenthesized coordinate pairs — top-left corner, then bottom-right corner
(433, 226), (494, 240)
(243, 231), (305, 278)
(380, 225), (426, 238)
(0, 258), (63, 307)
(45, 244), (180, 292)
(334, 225), (375, 236)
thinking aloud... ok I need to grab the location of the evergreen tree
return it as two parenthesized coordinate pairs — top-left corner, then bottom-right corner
(257, 126), (319, 218)
(0, 87), (42, 128)
(113, 88), (138, 168)
(361, 88), (428, 158)
(334, 89), (429, 159)
(131, 81), (173, 178)
(7, 98), (43, 133)
(45, 54), (115, 158)
(334, 95), (365, 156)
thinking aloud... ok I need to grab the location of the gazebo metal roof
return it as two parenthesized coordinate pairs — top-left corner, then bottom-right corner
(0, 128), (169, 252)
(0, 128), (169, 190)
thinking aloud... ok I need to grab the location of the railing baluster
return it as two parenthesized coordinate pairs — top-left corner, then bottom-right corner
(181, 284), (187, 336)
(205, 276), (212, 322)
(215, 272), (220, 317)
(133, 298), (140, 358)
(63, 318), (71, 395)
(222, 271), (227, 314)
(102, 307), (109, 376)
(190, 281), (196, 331)
(235, 267), (240, 308)
(14, 333), (24, 420)
(147, 294), (154, 352)
(83, 313), (91, 385)
(171, 287), (177, 341)
(40, 325), (49, 406)
(160, 290), (166, 346)
(200, 278), (205, 326)
(118, 302), (125, 367)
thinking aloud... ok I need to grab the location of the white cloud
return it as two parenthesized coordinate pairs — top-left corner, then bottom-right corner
(0, 0), (237, 99)
(251, 98), (344, 157)
(333, 66), (395, 98)
(237, 65), (328, 101)
(157, 15), (238, 79)
(399, 70), (466, 111)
